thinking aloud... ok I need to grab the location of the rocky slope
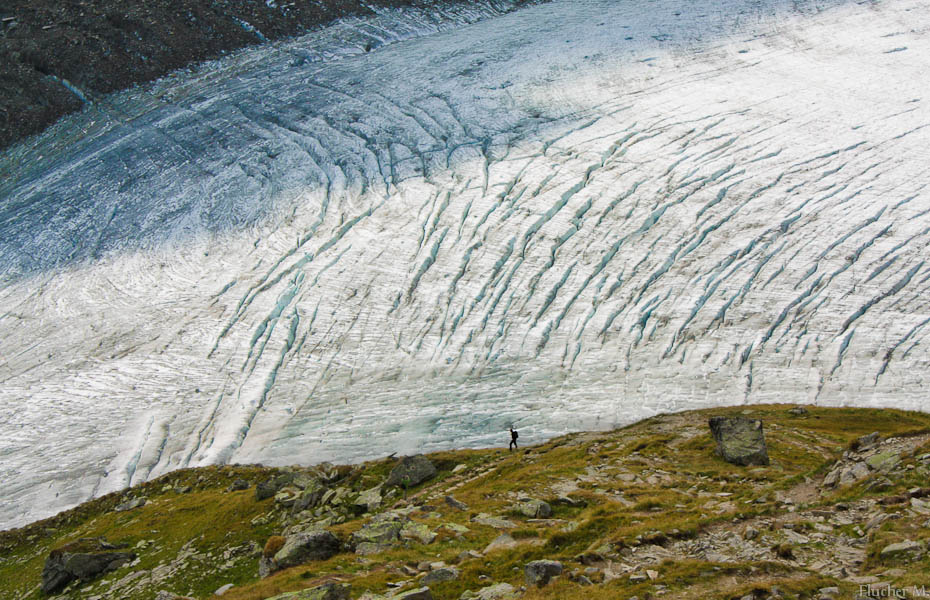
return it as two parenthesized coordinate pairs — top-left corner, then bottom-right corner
(2, 405), (930, 600)
(0, 0), (536, 150)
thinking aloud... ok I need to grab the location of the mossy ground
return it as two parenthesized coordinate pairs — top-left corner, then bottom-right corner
(3, 404), (930, 600)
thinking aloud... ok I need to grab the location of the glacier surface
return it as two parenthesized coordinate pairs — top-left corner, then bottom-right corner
(2, 0), (930, 529)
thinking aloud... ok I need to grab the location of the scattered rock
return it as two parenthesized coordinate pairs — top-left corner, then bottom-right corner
(41, 539), (136, 594)
(114, 497), (147, 512)
(452, 464), (468, 473)
(788, 406), (809, 416)
(385, 455), (436, 488)
(708, 416), (769, 466)
(445, 495), (468, 511)
(423, 567), (460, 584)
(524, 560), (562, 587)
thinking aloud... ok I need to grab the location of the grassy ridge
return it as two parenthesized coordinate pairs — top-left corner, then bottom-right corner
(3, 404), (930, 600)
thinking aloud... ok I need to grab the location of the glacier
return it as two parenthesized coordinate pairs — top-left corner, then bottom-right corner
(2, 0), (930, 529)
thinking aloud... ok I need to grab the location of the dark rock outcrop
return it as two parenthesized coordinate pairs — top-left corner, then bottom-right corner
(41, 538), (135, 594)
(708, 416), (770, 466)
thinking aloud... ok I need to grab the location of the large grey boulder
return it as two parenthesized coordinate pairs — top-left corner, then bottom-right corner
(525, 560), (563, 587)
(708, 416), (770, 466)
(266, 583), (351, 600)
(385, 455), (436, 488)
(41, 539), (136, 594)
(268, 531), (342, 573)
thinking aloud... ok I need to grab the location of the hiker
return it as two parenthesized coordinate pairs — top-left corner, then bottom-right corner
(509, 426), (519, 451)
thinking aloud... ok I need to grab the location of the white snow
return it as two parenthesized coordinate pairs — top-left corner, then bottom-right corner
(1, 0), (930, 529)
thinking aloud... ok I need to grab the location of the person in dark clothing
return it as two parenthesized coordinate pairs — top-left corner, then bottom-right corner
(509, 426), (519, 451)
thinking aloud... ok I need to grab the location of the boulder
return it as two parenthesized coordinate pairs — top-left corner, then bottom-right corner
(266, 531), (341, 573)
(385, 455), (436, 488)
(516, 498), (551, 518)
(788, 406), (809, 416)
(708, 416), (769, 466)
(422, 567), (460, 585)
(155, 593), (195, 600)
(266, 583), (351, 600)
(525, 560), (563, 587)
(41, 539), (136, 594)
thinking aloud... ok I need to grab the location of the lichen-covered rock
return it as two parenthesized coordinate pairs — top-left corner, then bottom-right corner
(708, 416), (769, 466)
(401, 521), (437, 545)
(266, 583), (351, 600)
(352, 519), (405, 545)
(516, 498), (551, 518)
(41, 539), (136, 594)
(525, 559), (563, 587)
(866, 451), (901, 472)
(385, 455), (436, 488)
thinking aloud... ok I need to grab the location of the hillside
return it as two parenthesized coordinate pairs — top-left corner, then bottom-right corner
(3, 405), (930, 600)
(0, 0), (536, 150)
